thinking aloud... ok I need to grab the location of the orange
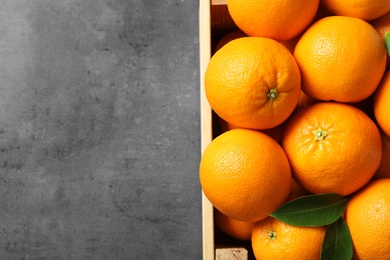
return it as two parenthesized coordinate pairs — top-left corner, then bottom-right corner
(294, 16), (387, 103)
(370, 11), (390, 68)
(344, 179), (390, 259)
(226, 0), (320, 41)
(251, 216), (325, 260)
(374, 70), (390, 137)
(214, 209), (254, 241)
(205, 37), (301, 130)
(282, 102), (382, 196)
(373, 130), (390, 179)
(199, 129), (292, 222)
(321, 0), (390, 21)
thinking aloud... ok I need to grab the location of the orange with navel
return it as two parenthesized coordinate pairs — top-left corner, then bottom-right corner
(252, 216), (325, 260)
(282, 102), (382, 196)
(205, 37), (301, 130)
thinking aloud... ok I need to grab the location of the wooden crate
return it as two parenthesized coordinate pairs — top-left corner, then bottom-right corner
(199, 1), (254, 259)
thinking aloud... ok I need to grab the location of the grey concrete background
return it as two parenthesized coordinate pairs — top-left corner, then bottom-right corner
(0, 0), (202, 259)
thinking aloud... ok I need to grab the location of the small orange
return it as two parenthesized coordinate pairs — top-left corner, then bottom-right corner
(214, 209), (254, 241)
(374, 70), (390, 137)
(373, 130), (390, 180)
(282, 102), (382, 196)
(321, 0), (390, 21)
(251, 216), (325, 260)
(294, 16), (387, 103)
(205, 37), (301, 130)
(199, 129), (292, 222)
(344, 179), (390, 259)
(227, 0), (320, 41)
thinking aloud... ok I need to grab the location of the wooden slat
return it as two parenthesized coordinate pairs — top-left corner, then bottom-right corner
(211, 0), (227, 5)
(200, 0), (246, 259)
(199, 0), (215, 259)
(215, 247), (248, 260)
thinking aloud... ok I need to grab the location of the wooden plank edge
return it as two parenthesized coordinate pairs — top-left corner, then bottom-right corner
(212, 0), (227, 5)
(215, 247), (248, 260)
(199, 0), (215, 260)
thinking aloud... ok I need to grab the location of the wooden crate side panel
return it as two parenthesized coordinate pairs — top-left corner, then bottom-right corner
(199, 0), (214, 259)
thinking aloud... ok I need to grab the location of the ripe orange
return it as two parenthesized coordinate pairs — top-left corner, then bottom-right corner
(226, 0), (320, 41)
(370, 11), (390, 68)
(344, 179), (390, 259)
(282, 102), (382, 196)
(251, 216), (325, 260)
(205, 37), (301, 130)
(214, 209), (254, 241)
(199, 129), (292, 222)
(294, 16), (387, 103)
(373, 130), (390, 180)
(374, 71), (390, 137)
(321, 0), (390, 21)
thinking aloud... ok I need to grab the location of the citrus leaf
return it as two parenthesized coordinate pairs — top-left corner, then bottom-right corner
(321, 217), (353, 260)
(269, 193), (347, 226)
(385, 32), (390, 56)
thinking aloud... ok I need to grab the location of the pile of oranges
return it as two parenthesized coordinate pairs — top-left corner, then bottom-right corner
(199, 0), (390, 259)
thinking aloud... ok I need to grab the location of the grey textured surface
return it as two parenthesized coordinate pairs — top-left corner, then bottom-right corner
(0, 1), (202, 259)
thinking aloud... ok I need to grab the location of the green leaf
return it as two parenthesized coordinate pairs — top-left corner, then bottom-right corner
(269, 193), (347, 226)
(385, 32), (390, 56)
(321, 217), (353, 260)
